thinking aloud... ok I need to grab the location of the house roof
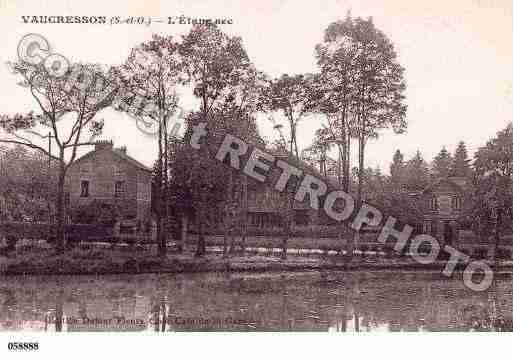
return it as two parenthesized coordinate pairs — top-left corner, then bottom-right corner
(112, 149), (153, 173)
(421, 177), (464, 194)
(71, 146), (152, 173)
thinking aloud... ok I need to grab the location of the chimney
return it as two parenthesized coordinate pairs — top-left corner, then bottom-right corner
(95, 140), (113, 151)
(116, 146), (127, 154)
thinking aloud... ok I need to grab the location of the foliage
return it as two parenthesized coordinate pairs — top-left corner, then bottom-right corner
(261, 73), (315, 158)
(0, 145), (58, 222)
(471, 124), (513, 237)
(301, 127), (337, 178)
(315, 14), (407, 206)
(70, 200), (122, 225)
(389, 149), (405, 188)
(0, 60), (116, 252)
(115, 34), (184, 255)
(170, 23), (265, 256)
(179, 23), (259, 116)
(450, 141), (472, 178)
(405, 150), (430, 192)
(432, 147), (453, 179)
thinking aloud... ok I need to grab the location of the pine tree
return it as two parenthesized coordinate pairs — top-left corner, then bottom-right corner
(390, 149), (405, 188)
(405, 150), (430, 192)
(432, 147), (453, 178)
(450, 141), (472, 177)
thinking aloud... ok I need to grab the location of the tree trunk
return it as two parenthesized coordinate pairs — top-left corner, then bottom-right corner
(354, 125), (365, 259)
(337, 146), (342, 188)
(357, 133), (365, 208)
(223, 231), (228, 258)
(240, 234), (246, 256)
(344, 133), (351, 193)
(55, 160), (66, 254)
(156, 122), (167, 257)
(195, 218), (206, 256)
(162, 121), (169, 256)
(240, 175), (248, 256)
(282, 194), (292, 260)
(281, 234), (288, 260)
(55, 288), (64, 332)
(180, 215), (188, 253)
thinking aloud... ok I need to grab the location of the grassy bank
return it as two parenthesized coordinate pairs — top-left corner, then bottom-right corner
(0, 244), (504, 276)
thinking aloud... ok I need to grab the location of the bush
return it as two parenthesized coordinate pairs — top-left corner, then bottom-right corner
(70, 200), (122, 225)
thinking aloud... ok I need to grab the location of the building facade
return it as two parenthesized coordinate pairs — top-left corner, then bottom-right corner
(246, 181), (319, 229)
(411, 176), (469, 245)
(65, 140), (153, 222)
(244, 151), (330, 230)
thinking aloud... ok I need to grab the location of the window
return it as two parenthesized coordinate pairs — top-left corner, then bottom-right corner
(115, 180), (125, 197)
(430, 196), (438, 211)
(423, 220), (431, 234)
(80, 180), (90, 197)
(452, 196), (462, 210)
(113, 165), (124, 177)
(80, 162), (92, 173)
(137, 182), (150, 201)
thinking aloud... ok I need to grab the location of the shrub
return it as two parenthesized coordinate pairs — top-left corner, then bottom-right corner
(70, 200), (122, 225)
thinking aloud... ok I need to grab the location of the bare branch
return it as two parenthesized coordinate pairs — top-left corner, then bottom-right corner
(0, 139), (50, 157)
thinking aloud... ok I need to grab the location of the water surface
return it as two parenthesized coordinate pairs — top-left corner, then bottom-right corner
(0, 270), (511, 331)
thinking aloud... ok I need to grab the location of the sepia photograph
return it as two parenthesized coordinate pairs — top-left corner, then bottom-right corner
(0, 0), (513, 357)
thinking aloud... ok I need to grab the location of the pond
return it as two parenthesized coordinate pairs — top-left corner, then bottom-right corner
(0, 270), (512, 331)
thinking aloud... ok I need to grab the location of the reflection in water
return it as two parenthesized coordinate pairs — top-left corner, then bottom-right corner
(0, 271), (513, 331)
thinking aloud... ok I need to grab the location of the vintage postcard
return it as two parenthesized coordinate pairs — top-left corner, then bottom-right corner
(0, 0), (512, 357)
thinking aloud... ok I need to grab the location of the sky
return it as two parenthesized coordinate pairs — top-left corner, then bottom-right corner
(0, 0), (512, 173)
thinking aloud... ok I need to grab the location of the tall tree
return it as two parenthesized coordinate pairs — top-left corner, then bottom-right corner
(405, 150), (430, 192)
(180, 23), (253, 121)
(316, 15), (407, 206)
(0, 61), (116, 252)
(472, 124), (513, 250)
(450, 141), (472, 178)
(177, 23), (263, 256)
(263, 73), (314, 159)
(432, 146), (453, 179)
(350, 16), (407, 207)
(301, 127), (333, 177)
(389, 149), (405, 189)
(169, 111), (261, 257)
(474, 124), (513, 180)
(116, 34), (183, 256)
(314, 13), (359, 192)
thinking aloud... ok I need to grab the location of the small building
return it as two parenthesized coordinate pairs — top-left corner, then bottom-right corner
(246, 182), (318, 229)
(245, 150), (326, 229)
(411, 176), (469, 245)
(65, 140), (152, 222)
